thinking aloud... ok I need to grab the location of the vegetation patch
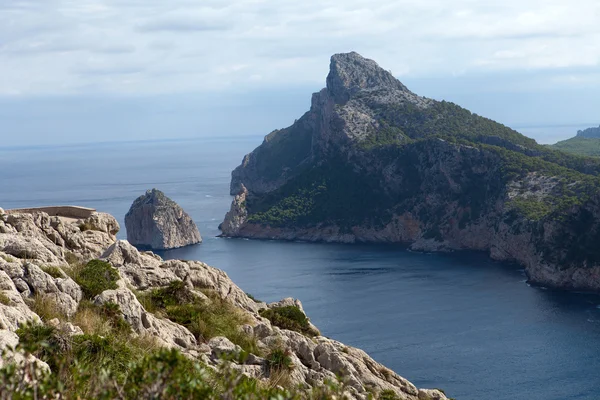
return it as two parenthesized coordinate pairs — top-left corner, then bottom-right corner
(74, 300), (130, 336)
(41, 265), (64, 279)
(551, 136), (600, 158)
(379, 389), (401, 400)
(510, 198), (553, 221)
(139, 281), (259, 355)
(69, 259), (119, 299)
(246, 293), (261, 303)
(0, 292), (10, 306)
(259, 306), (319, 336)
(27, 294), (67, 322)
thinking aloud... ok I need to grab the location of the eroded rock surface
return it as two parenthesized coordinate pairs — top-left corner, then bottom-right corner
(125, 189), (201, 250)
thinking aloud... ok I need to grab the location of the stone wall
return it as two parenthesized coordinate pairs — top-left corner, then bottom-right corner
(5, 206), (96, 219)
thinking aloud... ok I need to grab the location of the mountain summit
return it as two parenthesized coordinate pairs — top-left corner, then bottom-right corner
(326, 52), (409, 103)
(222, 52), (600, 292)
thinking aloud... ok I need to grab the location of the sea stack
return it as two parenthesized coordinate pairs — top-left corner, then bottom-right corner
(125, 189), (201, 250)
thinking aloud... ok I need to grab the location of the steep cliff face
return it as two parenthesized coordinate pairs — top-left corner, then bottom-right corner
(125, 189), (201, 250)
(223, 52), (600, 292)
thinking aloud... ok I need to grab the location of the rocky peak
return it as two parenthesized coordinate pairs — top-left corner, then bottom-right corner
(577, 125), (600, 138)
(326, 52), (409, 104)
(132, 189), (176, 208)
(125, 189), (201, 250)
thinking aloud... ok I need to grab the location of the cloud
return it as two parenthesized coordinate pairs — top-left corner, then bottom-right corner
(0, 0), (599, 96)
(136, 18), (229, 32)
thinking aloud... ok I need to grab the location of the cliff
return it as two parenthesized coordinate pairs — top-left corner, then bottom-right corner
(223, 52), (600, 292)
(577, 125), (600, 138)
(0, 207), (448, 400)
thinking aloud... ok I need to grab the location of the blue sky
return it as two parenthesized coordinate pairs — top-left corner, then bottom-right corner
(1, 0), (599, 146)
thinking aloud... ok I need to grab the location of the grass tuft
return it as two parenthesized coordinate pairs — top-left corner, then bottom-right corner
(27, 294), (67, 322)
(41, 266), (64, 279)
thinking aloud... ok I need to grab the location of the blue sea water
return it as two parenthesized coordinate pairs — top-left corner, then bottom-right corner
(2, 136), (600, 400)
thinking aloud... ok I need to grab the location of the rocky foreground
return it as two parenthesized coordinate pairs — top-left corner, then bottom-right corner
(0, 207), (449, 400)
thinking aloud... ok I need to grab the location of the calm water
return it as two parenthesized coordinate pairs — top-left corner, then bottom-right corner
(2, 137), (600, 400)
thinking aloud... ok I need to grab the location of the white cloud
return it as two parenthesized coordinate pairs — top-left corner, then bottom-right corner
(0, 0), (599, 95)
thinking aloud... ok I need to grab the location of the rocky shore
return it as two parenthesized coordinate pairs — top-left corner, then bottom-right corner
(0, 207), (449, 400)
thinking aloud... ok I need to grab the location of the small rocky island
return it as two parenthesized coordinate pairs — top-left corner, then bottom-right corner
(125, 189), (201, 250)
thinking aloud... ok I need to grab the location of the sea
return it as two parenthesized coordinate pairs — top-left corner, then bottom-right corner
(1, 136), (600, 400)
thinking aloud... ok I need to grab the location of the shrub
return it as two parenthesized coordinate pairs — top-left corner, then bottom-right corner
(0, 292), (10, 306)
(379, 389), (401, 400)
(71, 259), (119, 299)
(246, 293), (261, 303)
(98, 302), (131, 335)
(15, 323), (69, 371)
(266, 347), (293, 373)
(72, 334), (134, 381)
(41, 265), (64, 279)
(260, 306), (319, 336)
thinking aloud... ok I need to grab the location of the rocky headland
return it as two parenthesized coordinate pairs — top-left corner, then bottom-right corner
(125, 189), (201, 250)
(222, 51), (600, 292)
(0, 206), (449, 399)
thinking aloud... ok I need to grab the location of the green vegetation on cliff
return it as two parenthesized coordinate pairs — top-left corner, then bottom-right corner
(2, 323), (350, 399)
(551, 136), (600, 158)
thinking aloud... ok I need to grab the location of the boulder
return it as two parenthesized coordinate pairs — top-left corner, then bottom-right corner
(125, 189), (201, 250)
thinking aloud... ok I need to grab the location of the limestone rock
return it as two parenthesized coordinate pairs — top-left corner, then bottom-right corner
(418, 389), (449, 400)
(219, 185), (248, 236)
(102, 240), (259, 313)
(0, 271), (42, 331)
(208, 336), (241, 359)
(94, 287), (197, 350)
(125, 189), (201, 250)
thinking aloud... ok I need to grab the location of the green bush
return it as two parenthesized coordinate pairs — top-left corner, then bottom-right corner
(260, 306), (319, 336)
(266, 347), (293, 373)
(73, 334), (134, 381)
(379, 389), (401, 400)
(0, 292), (10, 306)
(72, 259), (119, 299)
(139, 282), (260, 355)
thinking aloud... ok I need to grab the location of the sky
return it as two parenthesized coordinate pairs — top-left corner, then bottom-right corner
(1, 0), (599, 146)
